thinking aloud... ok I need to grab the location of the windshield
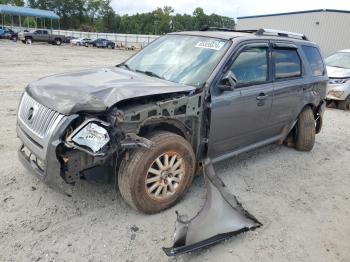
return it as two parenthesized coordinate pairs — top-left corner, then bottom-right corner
(325, 52), (350, 69)
(124, 35), (230, 86)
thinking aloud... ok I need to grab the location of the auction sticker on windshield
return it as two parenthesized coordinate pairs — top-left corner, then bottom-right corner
(195, 40), (226, 50)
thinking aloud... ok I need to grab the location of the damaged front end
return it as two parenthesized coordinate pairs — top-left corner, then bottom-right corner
(163, 159), (262, 256)
(58, 116), (153, 184)
(57, 92), (202, 185)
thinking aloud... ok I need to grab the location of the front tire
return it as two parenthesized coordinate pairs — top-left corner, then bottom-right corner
(295, 106), (316, 151)
(118, 132), (196, 214)
(337, 96), (350, 110)
(25, 37), (32, 44)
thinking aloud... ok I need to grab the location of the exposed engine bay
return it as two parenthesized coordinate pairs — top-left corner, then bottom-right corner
(58, 92), (204, 184)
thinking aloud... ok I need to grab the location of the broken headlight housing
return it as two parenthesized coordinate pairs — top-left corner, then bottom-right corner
(66, 119), (110, 155)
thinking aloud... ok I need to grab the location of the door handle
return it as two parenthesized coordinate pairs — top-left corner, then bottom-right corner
(256, 93), (268, 100)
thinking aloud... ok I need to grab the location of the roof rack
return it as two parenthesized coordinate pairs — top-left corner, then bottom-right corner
(255, 28), (309, 40)
(200, 26), (257, 33)
(200, 26), (309, 41)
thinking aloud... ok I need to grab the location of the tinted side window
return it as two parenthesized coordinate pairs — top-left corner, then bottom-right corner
(273, 49), (302, 79)
(43, 30), (48, 35)
(302, 45), (325, 76)
(230, 47), (268, 86)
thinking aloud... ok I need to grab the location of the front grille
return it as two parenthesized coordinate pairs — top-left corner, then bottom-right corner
(18, 92), (64, 138)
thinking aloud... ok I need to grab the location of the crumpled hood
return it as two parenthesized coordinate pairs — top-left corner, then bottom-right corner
(26, 67), (196, 115)
(327, 66), (350, 78)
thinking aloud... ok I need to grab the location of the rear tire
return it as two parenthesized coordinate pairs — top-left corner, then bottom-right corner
(55, 38), (62, 46)
(25, 38), (32, 44)
(118, 131), (195, 214)
(337, 96), (350, 110)
(295, 106), (316, 151)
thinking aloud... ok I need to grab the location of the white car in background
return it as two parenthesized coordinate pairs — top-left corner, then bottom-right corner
(325, 50), (350, 110)
(70, 37), (92, 46)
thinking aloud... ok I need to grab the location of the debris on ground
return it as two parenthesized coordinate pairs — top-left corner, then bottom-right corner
(163, 159), (262, 256)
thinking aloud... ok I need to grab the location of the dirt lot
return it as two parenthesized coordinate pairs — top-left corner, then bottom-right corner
(0, 40), (349, 262)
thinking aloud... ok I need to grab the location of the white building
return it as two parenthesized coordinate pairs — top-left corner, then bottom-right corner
(236, 9), (350, 56)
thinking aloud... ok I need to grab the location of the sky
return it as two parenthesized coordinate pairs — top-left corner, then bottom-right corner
(110, 0), (350, 18)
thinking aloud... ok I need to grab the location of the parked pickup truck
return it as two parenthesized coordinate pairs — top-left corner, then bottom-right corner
(19, 29), (66, 45)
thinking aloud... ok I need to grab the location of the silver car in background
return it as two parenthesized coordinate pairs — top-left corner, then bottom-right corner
(325, 50), (350, 110)
(70, 37), (92, 46)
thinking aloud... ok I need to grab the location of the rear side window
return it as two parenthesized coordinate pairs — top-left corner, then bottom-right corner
(273, 49), (302, 79)
(302, 45), (325, 76)
(230, 47), (268, 86)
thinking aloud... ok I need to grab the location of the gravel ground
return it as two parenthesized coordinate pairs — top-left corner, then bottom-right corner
(0, 40), (349, 262)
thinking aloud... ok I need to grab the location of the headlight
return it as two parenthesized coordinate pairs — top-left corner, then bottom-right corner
(67, 120), (110, 153)
(327, 90), (344, 98)
(329, 78), (350, 84)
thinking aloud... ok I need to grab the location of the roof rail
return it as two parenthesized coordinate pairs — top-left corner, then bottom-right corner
(200, 26), (258, 33)
(255, 28), (309, 40)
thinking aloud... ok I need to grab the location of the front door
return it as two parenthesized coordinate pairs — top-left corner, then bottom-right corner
(208, 43), (274, 158)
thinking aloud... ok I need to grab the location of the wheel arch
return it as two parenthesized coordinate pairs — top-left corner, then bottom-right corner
(299, 101), (325, 134)
(300, 98), (325, 119)
(138, 118), (190, 141)
(302, 103), (317, 118)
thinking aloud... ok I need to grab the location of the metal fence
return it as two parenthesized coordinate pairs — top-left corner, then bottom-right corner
(53, 29), (159, 49)
(7, 26), (159, 49)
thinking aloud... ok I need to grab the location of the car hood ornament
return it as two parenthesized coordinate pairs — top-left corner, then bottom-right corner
(27, 104), (38, 122)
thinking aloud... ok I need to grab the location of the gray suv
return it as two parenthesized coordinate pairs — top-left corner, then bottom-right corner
(16, 28), (327, 213)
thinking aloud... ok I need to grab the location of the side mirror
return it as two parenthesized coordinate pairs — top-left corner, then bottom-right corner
(218, 71), (237, 92)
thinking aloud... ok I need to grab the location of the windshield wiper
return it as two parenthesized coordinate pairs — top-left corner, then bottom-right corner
(328, 65), (345, 69)
(135, 69), (164, 80)
(116, 63), (131, 70)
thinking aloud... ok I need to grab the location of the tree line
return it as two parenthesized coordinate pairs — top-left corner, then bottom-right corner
(0, 0), (235, 34)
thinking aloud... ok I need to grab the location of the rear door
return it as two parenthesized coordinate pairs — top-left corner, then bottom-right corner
(270, 43), (305, 134)
(33, 30), (43, 41)
(42, 30), (50, 41)
(209, 42), (274, 158)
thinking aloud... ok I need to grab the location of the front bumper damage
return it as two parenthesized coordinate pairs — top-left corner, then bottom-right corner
(17, 112), (153, 188)
(17, 114), (79, 193)
(163, 159), (262, 256)
(326, 83), (349, 101)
